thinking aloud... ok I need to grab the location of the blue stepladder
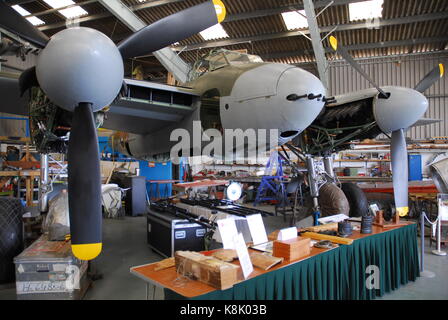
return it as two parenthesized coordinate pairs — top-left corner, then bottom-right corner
(253, 152), (290, 215)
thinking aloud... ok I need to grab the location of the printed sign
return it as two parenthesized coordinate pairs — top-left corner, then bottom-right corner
(233, 233), (253, 279)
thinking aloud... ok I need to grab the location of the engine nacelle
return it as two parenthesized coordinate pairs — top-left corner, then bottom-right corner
(373, 86), (428, 133)
(220, 64), (326, 144)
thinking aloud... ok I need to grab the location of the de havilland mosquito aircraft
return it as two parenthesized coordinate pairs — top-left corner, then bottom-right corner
(0, 0), (444, 261)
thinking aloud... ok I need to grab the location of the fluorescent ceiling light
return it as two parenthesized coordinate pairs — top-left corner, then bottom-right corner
(43, 0), (88, 19)
(281, 10), (308, 30)
(349, 0), (384, 21)
(199, 24), (229, 41)
(12, 5), (45, 26)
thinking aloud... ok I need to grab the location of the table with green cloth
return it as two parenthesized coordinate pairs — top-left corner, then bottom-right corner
(131, 223), (420, 300)
(168, 223), (419, 300)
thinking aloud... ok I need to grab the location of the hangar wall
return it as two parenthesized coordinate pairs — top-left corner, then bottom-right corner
(0, 52), (37, 137)
(328, 51), (448, 140)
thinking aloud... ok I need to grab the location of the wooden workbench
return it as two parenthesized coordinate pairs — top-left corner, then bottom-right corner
(0, 170), (40, 206)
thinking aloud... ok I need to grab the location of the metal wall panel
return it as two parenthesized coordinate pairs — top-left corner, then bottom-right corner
(328, 52), (448, 140)
(0, 54), (35, 137)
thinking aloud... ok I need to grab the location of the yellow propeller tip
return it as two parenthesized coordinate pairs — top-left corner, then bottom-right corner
(71, 243), (102, 261)
(439, 63), (444, 78)
(396, 207), (409, 217)
(329, 36), (338, 51)
(213, 0), (226, 23)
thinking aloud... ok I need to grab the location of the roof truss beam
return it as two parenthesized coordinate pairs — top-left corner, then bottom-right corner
(37, 0), (368, 32)
(261, 36), (448, 60)
(170, 12), (448, 52)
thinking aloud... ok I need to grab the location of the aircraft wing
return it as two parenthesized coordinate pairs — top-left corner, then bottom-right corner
(325, 88), (441, 129)
(102, 79), (199, 135)
(325, 88), (379, 107)
(0, 73), (29, 116)
(411, 118), (442, 127)
(0, 75), (200, 135)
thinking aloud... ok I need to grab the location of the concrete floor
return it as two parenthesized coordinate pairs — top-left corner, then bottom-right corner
(1, 208), (447, 300)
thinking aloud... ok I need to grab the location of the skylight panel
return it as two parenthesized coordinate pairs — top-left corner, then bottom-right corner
(349, 0), (384, 21)
(43, 0), (88, 19)
(12, 5), (45, 26)
(200, 24), (229, 41)
(43, 0), (74, 8)
(281, 10), (308, 30)
(58, 7), (88, 19)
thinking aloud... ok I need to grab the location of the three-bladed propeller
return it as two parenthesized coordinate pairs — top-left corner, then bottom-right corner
(329, 35), (444, 217)
(3, 0), (226, 260)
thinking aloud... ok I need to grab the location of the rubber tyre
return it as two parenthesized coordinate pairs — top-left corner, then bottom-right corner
(0, 198), (24, 284)
(318, 183), (350, 217)
(341, 182), (369, 217)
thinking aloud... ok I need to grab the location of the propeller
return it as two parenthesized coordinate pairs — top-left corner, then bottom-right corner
(414, 63), (444, 93)
(118, 0), (226, 60)
(7, 0), (227, 260)
(390, 129), (409, 217)
(329, 35), (444, 217)
(329, 36), (389, 98)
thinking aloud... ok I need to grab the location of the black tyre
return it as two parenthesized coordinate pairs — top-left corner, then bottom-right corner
(341, 182), (369, 217)
(318, 183), (350, 217)
(0, 198), (24, 284)
(365, 192), (395, 221)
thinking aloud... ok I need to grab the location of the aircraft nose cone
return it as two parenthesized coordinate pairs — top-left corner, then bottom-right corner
(276, 67), (326, 138)
(373, 86), (428, 133)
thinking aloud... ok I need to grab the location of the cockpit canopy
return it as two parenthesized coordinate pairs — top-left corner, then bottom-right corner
(188, 49), (264, 81)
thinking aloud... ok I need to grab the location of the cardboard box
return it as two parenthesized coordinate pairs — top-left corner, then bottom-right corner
(273, 237), (311, 261)
(175, 251), (241, 290)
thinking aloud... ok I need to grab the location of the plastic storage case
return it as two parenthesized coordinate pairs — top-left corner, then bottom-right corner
(14, 234), (90, 300)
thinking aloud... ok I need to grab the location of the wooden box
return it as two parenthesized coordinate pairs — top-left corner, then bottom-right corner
(174, 251), (241, 290)
(273, 237), (311, 261)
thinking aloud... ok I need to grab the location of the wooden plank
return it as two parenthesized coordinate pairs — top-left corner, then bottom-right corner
(0, 170), (40, 177)
(154, 258), (175, 272)
(25, 176), (32, 207)
(249, 252), (283, 271)
(212, 249), (238, 262)
(300, 232), (354, 245)
(303, 223), (338, 233)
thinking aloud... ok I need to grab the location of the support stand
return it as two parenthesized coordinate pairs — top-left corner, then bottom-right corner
(306, 156), (321, 226)
(432, 193), (447, 256)
(420, 211), (435, 278)
(39, 153), (49, 213)
(372, 210), (406, 229)
(432, 216), (447, 256)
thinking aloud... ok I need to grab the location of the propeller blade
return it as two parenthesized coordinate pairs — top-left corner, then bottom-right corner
(0, 2), (49, 48)
(68, 103), (102, 261)
(329, 36), (389, 98)
(118, 0), (226, 60)
(18, 67), (39, 96)
(0, 75), (29, 116)
(414, 64), (444, 93)
(391, 129), (409, 217)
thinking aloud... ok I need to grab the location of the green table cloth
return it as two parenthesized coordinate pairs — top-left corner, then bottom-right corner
(165, 224), (420, 300)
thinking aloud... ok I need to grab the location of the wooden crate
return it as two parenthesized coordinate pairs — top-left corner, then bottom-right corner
(175, 251), (241, 290)
(273, 237), (311, 261)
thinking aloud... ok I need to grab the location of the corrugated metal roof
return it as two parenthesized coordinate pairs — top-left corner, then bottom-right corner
(8, 0), (448, 77)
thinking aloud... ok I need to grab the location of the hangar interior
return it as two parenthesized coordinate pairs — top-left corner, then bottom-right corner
(0, 0), (447, 301)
